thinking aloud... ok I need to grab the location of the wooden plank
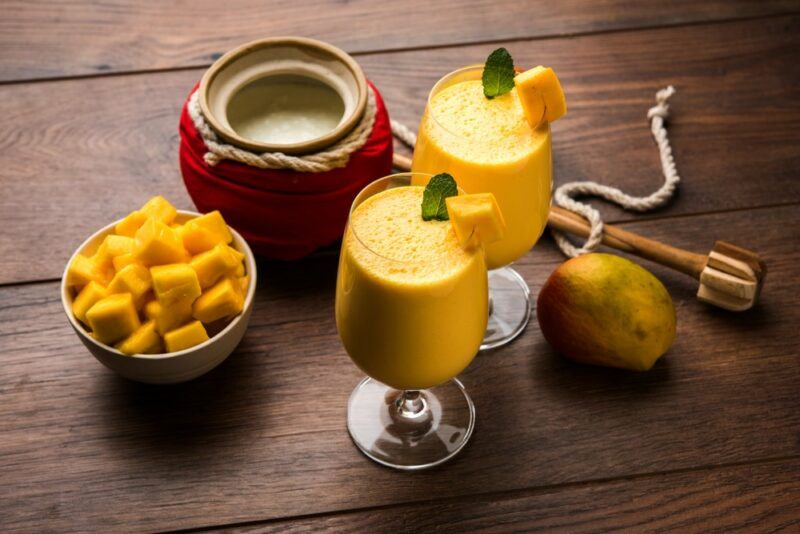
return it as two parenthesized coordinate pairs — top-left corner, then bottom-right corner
(1, 16), (799, 285)
(0, 1), (796, 82)
(234, 459), (800, 532)
(1, 205), (798, 531)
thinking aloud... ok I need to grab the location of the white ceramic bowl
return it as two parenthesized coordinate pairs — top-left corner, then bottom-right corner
(61, 210), (257, 384)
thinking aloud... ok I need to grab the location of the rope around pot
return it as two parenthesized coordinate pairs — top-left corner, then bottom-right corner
(188, 87), (379, 172)
(390, 86), (681, 258)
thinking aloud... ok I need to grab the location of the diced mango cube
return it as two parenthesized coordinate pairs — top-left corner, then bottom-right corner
(66, 254), (113, 287)
(134, 217), (187, 266)
(115, 210), (148, 237)
(514, 66), (567, 128)
(238, 275), (249, 294)
(101, 234), (135, 258)
(107, 264), (152, 307)
(85, 293), (141, 345)
(193, 277), (244, 324)
(151, 263), (201, 306)
(72, 281), (109, 324)
(164, 320), (209, 352)
(115, 320), (163, 355)
(143, 298), (194, 336)
(143, 298), (160, 321)
(180, 211), (233, 254)
(140, 195), (177, 225)
(190, 244), (243, 289)
(112, 253), (144, 272)
(233, 262), (245, 277)
(446, 193), (507, 248)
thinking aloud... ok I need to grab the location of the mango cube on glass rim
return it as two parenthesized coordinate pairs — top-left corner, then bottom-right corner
(193, 277), (244, 324)
(108, 264), (152, 307)
(514, 66), (567, 128)
(85, 293), (141, 345)
(134, 217), (187, 266)
(190, 243), (244, 289)
(72, 281), (109, 324)
(180, 211), (233, 254)
(151, 263), (202, 307)
(144, 297), (194, 336)
(66, 254), (113, 287)
(446, 193), (507, 248)
(164, 320), (210, 352)
(115, 320), (163, 355)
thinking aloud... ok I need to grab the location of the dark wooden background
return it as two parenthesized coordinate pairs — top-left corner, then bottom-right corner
(1, 1), (799, 531)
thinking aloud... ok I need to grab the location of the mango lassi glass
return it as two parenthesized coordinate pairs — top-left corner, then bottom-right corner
(412, 65), (552, 349)
(335, 173), (487, 470)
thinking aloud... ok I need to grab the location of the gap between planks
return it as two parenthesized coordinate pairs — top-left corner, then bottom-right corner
(168, 453), (800, 533)
(0, 11), (797, 88)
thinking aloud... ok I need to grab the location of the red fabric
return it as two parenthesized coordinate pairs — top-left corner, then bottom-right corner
(179, 81), (394, 260)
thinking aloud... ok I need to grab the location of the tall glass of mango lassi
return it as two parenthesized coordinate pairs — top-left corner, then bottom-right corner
(412, 65), (554, 349)
(336, 173), (487, 470)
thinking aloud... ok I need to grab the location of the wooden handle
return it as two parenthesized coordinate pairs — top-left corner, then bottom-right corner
(548, 206), (708, 279)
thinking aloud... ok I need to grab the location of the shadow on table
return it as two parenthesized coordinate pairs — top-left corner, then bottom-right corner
(528, 335), (674, 404)
(91, 334), (272, 468)
(88, 254), (343, 469)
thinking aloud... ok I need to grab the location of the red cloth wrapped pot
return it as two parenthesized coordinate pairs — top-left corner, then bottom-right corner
(179, 81), (393, 260)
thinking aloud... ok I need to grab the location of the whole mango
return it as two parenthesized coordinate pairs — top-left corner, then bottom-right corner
(537, 253), (676, 371)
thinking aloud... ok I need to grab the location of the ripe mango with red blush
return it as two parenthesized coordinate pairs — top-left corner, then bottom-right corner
(537, 253), (676, 371)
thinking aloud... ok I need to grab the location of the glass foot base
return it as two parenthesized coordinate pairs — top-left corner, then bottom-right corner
(481, 266), (531, 350)
(346, 377), (475, 470)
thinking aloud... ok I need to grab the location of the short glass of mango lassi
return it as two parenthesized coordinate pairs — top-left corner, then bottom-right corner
(335, 173), (487, 470)
(412, 65), (553, 349)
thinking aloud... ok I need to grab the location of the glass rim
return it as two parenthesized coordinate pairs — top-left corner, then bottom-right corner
(425, 64), (486, 140)
(347, 172), (471, 265)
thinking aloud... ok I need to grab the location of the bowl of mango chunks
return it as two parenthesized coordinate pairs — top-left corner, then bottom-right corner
(61, 196), (257, 384)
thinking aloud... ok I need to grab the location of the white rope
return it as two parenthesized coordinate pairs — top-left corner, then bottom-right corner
(551, 86), (680, 256)
(189, 87), (379, 172)
(390, 119), (418, 148)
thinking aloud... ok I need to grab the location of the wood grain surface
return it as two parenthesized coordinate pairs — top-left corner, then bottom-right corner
(2, 205), (798, 531)
(1, 15), (799, 285)
(0, 0), (796, 82)
(229, 458), (800, 532)
(3, 1), (800, 531)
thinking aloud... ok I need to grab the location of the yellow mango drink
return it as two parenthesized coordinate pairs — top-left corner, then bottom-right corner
(336, 184), (486, 390)
(413, 71), (551, 269)
(412, 55), (567, 349)
(336, 173), (502, 470)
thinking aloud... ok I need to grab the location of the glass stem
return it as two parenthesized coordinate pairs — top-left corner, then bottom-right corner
(396, 390), (426, 419)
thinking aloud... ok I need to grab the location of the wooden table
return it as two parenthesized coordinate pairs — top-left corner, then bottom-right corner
(2, 1), (799, 531)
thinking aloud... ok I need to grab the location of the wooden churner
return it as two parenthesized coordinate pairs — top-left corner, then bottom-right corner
(547, 207), (766, 311)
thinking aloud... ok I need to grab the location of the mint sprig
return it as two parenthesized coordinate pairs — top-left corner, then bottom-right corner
(482, 48), (515, 99)
(421, 173), (458, 221)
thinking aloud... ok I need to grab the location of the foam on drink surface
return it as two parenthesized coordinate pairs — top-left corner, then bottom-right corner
(427, 79), (547, 164)
(348, 187), (476, 283)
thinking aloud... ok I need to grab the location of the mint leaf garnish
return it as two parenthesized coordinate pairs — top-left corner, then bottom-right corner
(482, 48), (515, 99)
(421, 173), (458, 221)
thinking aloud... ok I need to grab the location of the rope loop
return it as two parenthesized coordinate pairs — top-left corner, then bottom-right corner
(551, 86), (680, 257)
